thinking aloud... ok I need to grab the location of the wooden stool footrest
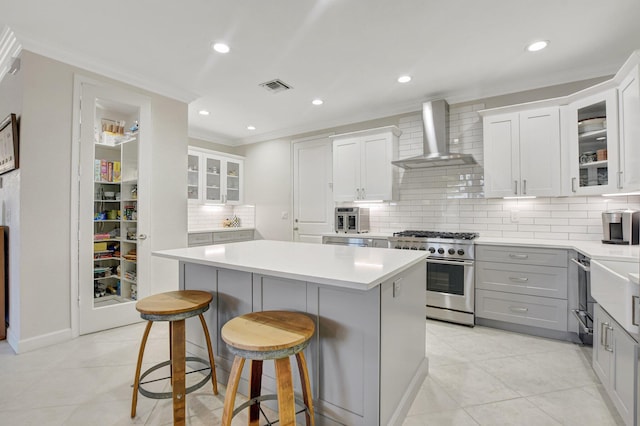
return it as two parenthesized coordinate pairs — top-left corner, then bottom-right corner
(232, 394), (312, 422)
(137, 356), (212, 400)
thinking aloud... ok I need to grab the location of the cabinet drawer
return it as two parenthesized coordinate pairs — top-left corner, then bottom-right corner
(213, 230), (254, 244)
(476, 289), (568, 331)
(188, 232), (213, 247)
(476, 245), (568, 267)
(476, 262), (567, 299)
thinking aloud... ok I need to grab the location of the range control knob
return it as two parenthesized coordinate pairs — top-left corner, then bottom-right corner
(418, 247), (427, 251)
(428, 247), (436, 253)
(437, 248), (445, 254)
(395, 245), (401, 249)
(457, 249), (465, 256)
(448, 248), (456, 255)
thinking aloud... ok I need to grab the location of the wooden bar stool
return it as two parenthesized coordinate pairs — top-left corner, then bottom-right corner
(221, 310), (315, 426)
(131, 290), (218, 425)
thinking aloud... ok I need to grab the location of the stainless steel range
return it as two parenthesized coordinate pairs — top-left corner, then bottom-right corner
(389, 231), (478, 326)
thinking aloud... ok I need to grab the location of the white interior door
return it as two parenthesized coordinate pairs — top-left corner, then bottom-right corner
(293, 137), (333, 243)
(76, 82), (151, 334)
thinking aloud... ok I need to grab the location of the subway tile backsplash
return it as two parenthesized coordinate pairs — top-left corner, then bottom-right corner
(366, 103), (640, 241)
(188, 204), (255, 231)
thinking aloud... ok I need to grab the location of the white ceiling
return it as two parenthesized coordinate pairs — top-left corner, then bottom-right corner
(2, 1), (640, 145)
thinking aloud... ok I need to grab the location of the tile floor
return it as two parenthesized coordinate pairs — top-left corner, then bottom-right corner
(0, 319), (624, 425)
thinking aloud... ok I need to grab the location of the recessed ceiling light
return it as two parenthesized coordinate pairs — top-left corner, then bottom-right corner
(212, 42), (230, 54)
(312, 99), (323, 106)
(247, 125), (256, 130)
(198, 110), (210, 116)
(397, 75), (412, 83)
(526, 40), (549, 52)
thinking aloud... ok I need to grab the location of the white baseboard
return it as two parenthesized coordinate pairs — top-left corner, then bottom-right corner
(9, 327), (73, 354)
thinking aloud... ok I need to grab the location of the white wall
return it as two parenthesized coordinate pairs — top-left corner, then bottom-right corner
(0, 51), (188, 352)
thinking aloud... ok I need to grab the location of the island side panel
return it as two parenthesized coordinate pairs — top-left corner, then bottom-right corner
(180, 262), (219, 358)
(308, 282), (381, 426)
(380, 261), (428, 425)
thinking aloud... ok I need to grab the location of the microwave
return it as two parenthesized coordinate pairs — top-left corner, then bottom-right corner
(335, 207), (370, 234)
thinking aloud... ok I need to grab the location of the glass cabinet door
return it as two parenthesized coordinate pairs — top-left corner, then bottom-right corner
(569, 89), (619, 195)
(205, 156), (222, 203)
(187, 154), (200, 200)
(226, 160), (241, 203)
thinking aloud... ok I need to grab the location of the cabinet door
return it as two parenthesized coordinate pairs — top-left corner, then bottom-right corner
(519, 107), (561, 196)
(611, 323), (637, 426)
(360, 133), (393, 200)
(333, 137), (361, 201)
(592, 304), (612, 387)
(483, 112), (520, 197)
(187, 153), (200, 201)
(567, 90), (619, 195)
(203, 155), (223, 204)
(224, 158), (243, 204)
(618, 65), (640, 191)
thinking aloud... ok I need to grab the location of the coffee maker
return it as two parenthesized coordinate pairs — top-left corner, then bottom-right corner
(602, 209), (640, 245)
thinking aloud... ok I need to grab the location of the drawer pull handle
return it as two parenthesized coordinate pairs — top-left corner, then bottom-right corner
(509, 306), (528, 313)
(509, 276), (529, 282)
(509, 254), (529, 259)
(633, 296), (640, 326)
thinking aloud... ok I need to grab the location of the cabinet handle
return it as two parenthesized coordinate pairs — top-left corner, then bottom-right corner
(514, 180), (518, 195)
(523, 179), (527, 195)
(509, 306), (528, 313)
(138, 234), (148, 240)
(509, 253), (528, 259)
(571, 177), (577, 193)
(618, 171), (623, 189)
(361, 188), (366, 199)
(600, 321), (607, 347)
(509, 276), (529, 282)
(356, 188), (360, 199)
(605, 325), (614, 352)
(633, 296), (640, 326)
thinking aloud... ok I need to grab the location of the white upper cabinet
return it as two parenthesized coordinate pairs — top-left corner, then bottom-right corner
(188, 148), (244, 205)
(332, 126), (401, 202)
(617, 64), (640, 191)
(482, 106), (561, 198)
(566, 89), (619, 195)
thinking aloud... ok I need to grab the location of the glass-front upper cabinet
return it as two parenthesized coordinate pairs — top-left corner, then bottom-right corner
(567, 89), (619, 195)
(188, 148), (244, 205)
(187, 154), (200, 200)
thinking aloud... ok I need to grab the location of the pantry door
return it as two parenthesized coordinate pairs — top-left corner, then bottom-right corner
(292, 136), (334, 243)
(75, 80), (151, 335)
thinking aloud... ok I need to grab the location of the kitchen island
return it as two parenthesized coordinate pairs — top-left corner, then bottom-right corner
(153, 240), (429, 426)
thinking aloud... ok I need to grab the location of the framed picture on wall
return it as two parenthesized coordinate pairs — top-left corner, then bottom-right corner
(0, 113), (19, 176)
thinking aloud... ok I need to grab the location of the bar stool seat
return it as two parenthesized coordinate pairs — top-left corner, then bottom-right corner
(131, 290), (218, 426)
(221, 310), (315, 426)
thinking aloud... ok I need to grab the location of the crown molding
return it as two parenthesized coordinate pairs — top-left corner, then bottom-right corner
(16, 31), (199, 104)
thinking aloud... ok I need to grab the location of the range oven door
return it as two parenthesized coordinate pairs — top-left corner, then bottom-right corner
(426, 258), (474, 314)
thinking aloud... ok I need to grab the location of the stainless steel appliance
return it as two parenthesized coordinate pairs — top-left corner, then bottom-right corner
(570, 254), (593, 345)
(602, 209), (640, 245)
(334, 207), (370, 234)
(389, 231), (478, 326)
(322, 235), (388, 248)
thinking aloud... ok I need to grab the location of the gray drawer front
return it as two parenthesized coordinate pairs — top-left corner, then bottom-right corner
(476, 245), (568, 267)
(476, 289), (568, 331)
(213, 230), (254, 244)
(476, 262), (567, 299)
(188, 232), (213, 247)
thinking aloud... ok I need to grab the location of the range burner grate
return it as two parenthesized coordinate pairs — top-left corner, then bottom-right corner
(392, 230), (479, 240)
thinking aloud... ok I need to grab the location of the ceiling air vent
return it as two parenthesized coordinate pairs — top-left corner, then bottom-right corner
(260, 79), (293, 93)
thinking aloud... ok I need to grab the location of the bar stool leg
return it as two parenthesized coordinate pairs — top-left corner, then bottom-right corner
(171, 319), (187, 426)
(296, 351), (315, 426)
(249, 360), (263, 426)
(221, 356), (246, 426)
(198, 313), (218, 395)
(274, 357), (296, 426)
(131, 320), (153, 418)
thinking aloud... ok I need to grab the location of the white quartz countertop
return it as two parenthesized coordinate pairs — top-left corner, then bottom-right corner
(188, 227), (254, 234)
(153, 240), (428, 290)
(475, 237), (640, 262)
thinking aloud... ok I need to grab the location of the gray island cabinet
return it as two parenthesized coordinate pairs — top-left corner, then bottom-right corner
(153, 240), (428, 426)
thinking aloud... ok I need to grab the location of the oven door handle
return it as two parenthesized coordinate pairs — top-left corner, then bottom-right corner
(426, 258), (474, 267)
(570, 257), (591, 272)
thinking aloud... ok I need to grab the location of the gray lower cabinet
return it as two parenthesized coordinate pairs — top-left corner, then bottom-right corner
(179, 261), (426, 426)
(187, 229), (254, 247)
(476, 245), (570, 336)
(593, 304), (638, 426)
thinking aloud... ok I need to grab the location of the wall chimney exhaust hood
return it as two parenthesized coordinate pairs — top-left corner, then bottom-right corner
(392, 99), (477, 169)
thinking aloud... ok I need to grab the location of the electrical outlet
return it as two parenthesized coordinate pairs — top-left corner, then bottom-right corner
(281, 211), (289, 220)
(511, 210), (519, 223)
